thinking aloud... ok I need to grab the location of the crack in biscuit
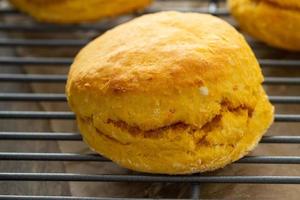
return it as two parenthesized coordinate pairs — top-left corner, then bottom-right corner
(105, 102), (253, 137)
(95, 127), (130, 145)
(79, 100), (254, 148)
(106, 119), (193, 138)
(102, 101), (252, 145)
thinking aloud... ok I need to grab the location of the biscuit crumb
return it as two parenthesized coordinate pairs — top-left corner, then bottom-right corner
(199, 86), (209, 96)
(84, 83), (91, 88)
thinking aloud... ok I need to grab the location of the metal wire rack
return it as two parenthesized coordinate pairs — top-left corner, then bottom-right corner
(0, 0), (300, 199)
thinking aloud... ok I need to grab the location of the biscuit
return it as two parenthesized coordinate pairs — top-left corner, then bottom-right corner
(9, 0), (152, 24)
(229, 0), (300, 51)
(66, 11), (274, 174)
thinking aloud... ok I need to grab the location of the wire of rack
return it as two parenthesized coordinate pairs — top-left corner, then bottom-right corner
(0, 0), (300, 199)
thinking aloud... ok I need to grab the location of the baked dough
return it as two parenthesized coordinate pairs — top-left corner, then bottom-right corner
(228, 0), (300, 51)
(66, 11), (274, 174)
(9, 0), (152, 24)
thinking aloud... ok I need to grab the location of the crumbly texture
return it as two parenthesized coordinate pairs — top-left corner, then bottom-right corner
(66, 11), (274, 174)
(9, 0), (152, 24)
(228, 0), (300, 51)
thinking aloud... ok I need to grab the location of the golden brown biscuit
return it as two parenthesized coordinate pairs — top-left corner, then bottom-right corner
(66, 11), (274, 174)
(228, 0), (300, 51)
(9, 0), (152, 24)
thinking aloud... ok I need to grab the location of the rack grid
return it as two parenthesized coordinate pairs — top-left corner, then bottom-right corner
(0, 0), (300, 199)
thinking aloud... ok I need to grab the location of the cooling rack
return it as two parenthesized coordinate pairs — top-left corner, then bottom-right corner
(0, 0), (300, 199)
